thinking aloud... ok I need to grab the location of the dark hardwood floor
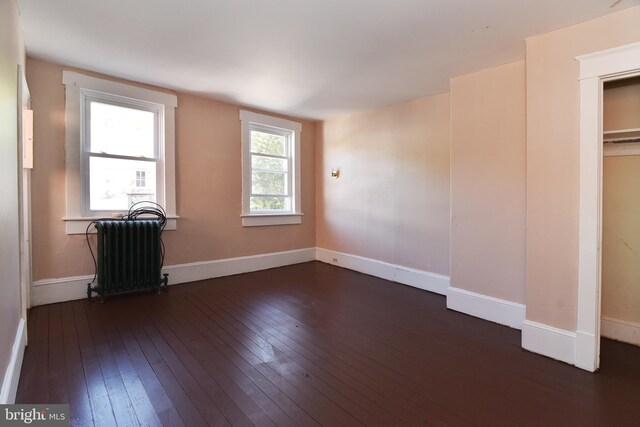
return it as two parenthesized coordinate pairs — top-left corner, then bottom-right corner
(16, 261), (640, 426)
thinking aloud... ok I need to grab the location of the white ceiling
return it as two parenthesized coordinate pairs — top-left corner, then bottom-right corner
(16, 0), (640, 119)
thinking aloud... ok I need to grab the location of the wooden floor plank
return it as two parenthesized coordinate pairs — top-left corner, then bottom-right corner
(112, 307), (208, 427)
(167, 293), (322, 427)
(209, 289), (456, 425)
(88, 304), (164, 427)
(179, 291), (365, 426)
(145, 296), (297, 427)
(195, 291), (432, 426)
(47, 304), (69, 404)
(71, 302), (118, 427)
(101, 303), (187, 427)
(60, 302), (94, 427)
(123, 299), (233, 426)
(16, 261), (640, 426)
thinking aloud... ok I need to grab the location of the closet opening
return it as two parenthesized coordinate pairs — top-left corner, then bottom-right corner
(576, 42), (640, 372)
(601, 75), (640, 353)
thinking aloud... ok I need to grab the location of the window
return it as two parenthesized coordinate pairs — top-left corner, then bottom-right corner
(240, 110), (302, 226)
(85, 97), (158, 212)
(63, 71), (178, 234)
(135, 171), (146, 188)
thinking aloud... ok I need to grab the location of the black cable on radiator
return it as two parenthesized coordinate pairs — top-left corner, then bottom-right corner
(86, 201), (168, 284)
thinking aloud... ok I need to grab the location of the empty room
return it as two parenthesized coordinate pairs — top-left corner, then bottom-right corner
(2, 0), (640, 425)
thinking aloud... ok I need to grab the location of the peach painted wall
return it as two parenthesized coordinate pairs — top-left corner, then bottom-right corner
(601, 77), (640, 324)
(0, 0), (25, 385)
(316, 93), (450, 275)
(603, 76), (640, 132)
(602, 156), (640, 324)
(525, 6), (640, 331)
(27, 58), (316, 281)
(450, 61), (526, 304)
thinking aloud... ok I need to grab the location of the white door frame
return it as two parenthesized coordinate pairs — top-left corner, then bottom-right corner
(17, 65), (32, 321)
(576, 42), (640, 372)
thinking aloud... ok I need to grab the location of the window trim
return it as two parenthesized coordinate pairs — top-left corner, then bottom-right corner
(62, 71), (178, 234)
(240, 110), (302, 227)
(81, 91), (162, 216)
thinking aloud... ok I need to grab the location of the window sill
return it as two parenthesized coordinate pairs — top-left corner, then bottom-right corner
(241, 213), (302, 227)
(63, 216), (179, 234)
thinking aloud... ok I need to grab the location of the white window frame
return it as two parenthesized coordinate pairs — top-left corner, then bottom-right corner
(240, 110), (302, 227)
(62, 71), (178, 234)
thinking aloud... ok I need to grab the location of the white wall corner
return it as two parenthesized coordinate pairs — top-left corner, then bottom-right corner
(0, 318), (27, 404)
(446, 287), (525, 330)
(32, 247), (317, 306)
(522, 320), (576, 366)
(315, 247), (449, 295)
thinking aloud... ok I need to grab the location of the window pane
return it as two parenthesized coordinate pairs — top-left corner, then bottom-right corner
(251, 155), (287, 172)
(252, 171), (286, 195)
(90, 101), (155, 157)
(250, 130), (286, 156)
(250, 197), (290, 212)
(89, 156), (156, 211)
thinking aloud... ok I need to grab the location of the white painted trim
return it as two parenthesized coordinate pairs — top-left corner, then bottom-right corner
(576, 41), (640, 372)
(63, 216), (178, 234)
(62, 71), (177, 107)
(166, 247), (315, 284)
(241, 214), (302, 227)
(0, 318), (26, 404)
(447, 287), (525, 330)
(239, 110), (302, 225)
(62, 70), (178, 234)
(522, 320), (576, 366)
(577, 42), (640, 80)
(31, 248), (316, 306)
(315, 247), (449, 295)
(601, 317), (640, 346)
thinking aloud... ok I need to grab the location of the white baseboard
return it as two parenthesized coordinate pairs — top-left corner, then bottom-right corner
(0, 318), (26, 404)
(32, 247), (316, 306)
(522, 320), (576, 366)
(32, 274), (94, 307)
(315, 247), (449, 295)
(601, 316), (640, 346)
(446, 287), (525, 330)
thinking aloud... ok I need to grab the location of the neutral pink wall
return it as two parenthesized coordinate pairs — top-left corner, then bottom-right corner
(0, 0), (25, 384)
(525, 6), (640, 330)
(450, 61), (526, 304)
(28, 59), (316, 281)
(316, 94), (450, 275)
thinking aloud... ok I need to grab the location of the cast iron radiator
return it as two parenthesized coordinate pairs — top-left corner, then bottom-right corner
(87, 220), (168, 302)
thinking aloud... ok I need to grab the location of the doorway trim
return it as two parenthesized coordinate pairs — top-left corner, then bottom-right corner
(576, 41), (640, 372)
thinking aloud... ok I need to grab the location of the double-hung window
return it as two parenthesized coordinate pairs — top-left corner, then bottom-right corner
(84, 94), (159, 212)
(63, 71), (178, 233)
(240, 110), (302, 226)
